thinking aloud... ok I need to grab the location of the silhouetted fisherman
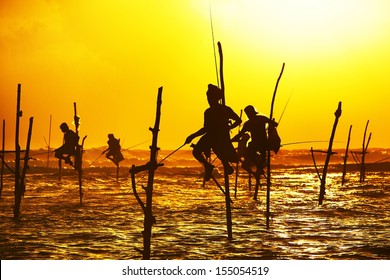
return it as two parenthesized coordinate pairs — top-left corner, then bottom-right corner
(102, 133), (124, 165)
(55, 122), (79, 166)
(185, 84), (241, 181)
(231, 105), (278, 178)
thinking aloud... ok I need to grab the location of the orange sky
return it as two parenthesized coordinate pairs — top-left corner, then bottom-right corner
(1, 0), (390, 152)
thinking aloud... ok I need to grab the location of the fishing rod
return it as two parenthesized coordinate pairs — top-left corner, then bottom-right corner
(158, 143), (187, 164)
(89, 152), (106, 166)
(89, 139), (150, 166)
(281, 140), (344, 147)
(29, 149), (55, 157)
(123, 139), (150, 151)
(108, 143), (188, 210)
(367, 156), (390, 165)
(277, 89), (293, 125)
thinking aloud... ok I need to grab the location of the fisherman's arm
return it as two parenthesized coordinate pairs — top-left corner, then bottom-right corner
(185, 127), (206, 144)
(228, 109), (242, 130)
(231, 122), (248, 142)
(231, 130), (244, 142)
(265, 116), (278, 127)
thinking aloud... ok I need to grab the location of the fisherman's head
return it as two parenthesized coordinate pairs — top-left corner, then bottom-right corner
(60, 122), (69, 133)
(206, 84), (222, 105)
(244, 105), (258, 119)
(108, 133), (114, 139)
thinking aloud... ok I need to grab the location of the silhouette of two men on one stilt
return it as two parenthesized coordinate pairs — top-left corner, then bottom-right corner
(102, 133), (124, 166)
(185, 84), (242, 180)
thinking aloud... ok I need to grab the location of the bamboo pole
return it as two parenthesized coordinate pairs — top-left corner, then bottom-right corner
(318, 102), (342, 205)
(341, 125), (352, 186)
(0, 119), (5, 198)
(266, 63), (285, 228)
(14, 84), (22, 219)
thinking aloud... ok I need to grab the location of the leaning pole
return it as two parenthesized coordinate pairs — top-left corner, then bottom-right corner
(319, 102), (342, 205)
(266, 63), (285, 228)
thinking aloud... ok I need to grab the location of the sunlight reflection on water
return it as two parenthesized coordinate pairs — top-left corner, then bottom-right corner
(0, 167), (389, 260)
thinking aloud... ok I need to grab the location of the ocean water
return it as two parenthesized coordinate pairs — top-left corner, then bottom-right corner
(0, 161), (389, 260)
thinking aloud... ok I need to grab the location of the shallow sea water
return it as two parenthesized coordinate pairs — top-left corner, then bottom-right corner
(0, 166), (389, 260)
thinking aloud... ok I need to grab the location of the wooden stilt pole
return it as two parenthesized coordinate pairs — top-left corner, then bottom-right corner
(14, 84), (22, 219)
(143, 87), (163, 259)
(73, 102), (85, 206)
(234, 109), (243, 198)
(319, 102), (342, 205)
(341, 125), (352, 186)
(224, 169), (233, 240)
(266, 63), (285, 228)
(360, 121), (371, 183)
(254, 177), (260, 201)
(47, 115), (52, 168)
(130, 87), (164, 260)
(58, 159), (62, 181)
(218, 41), (234, 239)
(116, 163), (119, 182)
(363, 132), (371, 182)
(248, 172), (252, 191)
(1, 119), (5, 198)
(20, 117), (33, 197)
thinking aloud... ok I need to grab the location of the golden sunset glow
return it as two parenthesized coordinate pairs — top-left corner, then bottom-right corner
(1, 0), (390, 151)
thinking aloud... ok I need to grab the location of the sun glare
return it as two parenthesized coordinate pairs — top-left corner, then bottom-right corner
(212, 0), (388, 58)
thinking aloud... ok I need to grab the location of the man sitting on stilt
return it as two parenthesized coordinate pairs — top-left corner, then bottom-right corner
(55, 122), (79, 167)
(102, 133), (124, 166)
(232, 105), (278, 180)
(185, 84), (241, 180)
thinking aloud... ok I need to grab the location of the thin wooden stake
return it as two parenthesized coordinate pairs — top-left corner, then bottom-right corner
(254, 177), (260, 201)
(360, 120), (370, 183)
(20, 117), (33, 197)
(14, 84), (22, 219)
(116, 163), (119, 182)
(0, 119), (5, 198)
(319, 102), (342, 205)
(58, 159), (62, 181)
(73, 102), (85, 206)
(224, 171), (233, 240)
(47, 114), (52, 168)
(341, 125), (352, 186)
(234, 109), (243, 198)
